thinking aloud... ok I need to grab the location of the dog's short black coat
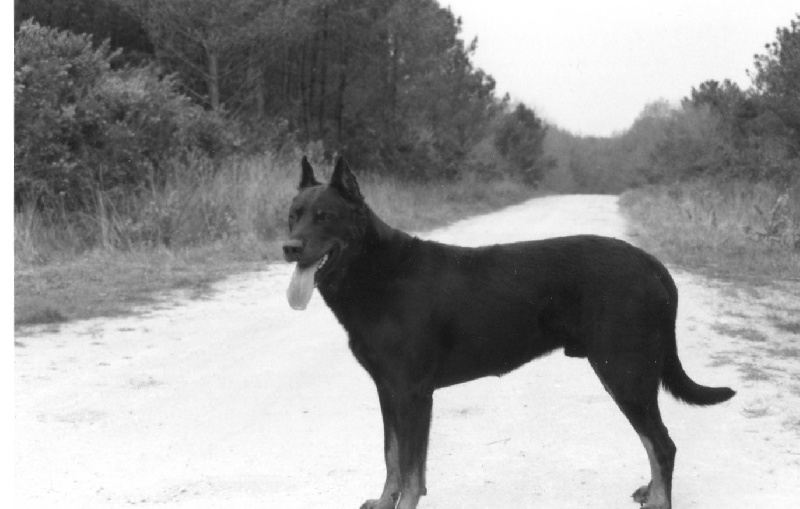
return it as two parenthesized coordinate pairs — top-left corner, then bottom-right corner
(283, 157), (735, 509)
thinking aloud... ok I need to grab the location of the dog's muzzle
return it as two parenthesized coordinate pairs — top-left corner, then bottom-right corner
(283, 238), (304, 262)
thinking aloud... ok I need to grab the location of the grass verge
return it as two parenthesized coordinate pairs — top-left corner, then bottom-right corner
(15, 156), (537, 330)
(14, 242), (271, 329)
(620, 179), (800, 284)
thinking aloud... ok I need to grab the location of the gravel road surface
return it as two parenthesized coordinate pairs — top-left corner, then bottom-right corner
(15, 195), (800, 508)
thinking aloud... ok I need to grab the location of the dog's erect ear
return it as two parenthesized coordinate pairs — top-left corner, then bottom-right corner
(299, 156), (320, 189)
(330, 156), (363, 202)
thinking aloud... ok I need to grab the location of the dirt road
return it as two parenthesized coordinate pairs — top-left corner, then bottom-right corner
(15, 195), (800, 508)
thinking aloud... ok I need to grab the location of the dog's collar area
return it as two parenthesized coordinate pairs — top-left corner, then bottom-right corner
(313, 251), (331, 286)
(313, 245), (343, 286)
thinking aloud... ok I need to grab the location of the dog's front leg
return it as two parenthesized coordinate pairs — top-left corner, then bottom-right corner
(361, 384), (402, 509)
(360, 385), (433, 509)
(393, 389), (433, 509)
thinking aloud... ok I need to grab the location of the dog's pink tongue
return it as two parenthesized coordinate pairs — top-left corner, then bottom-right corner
(287, 262), (316, 310)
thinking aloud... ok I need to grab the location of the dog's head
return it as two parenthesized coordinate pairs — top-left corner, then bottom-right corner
(283, 156), (368, 309)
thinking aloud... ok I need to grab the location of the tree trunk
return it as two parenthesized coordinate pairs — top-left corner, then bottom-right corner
(206, 5), (221, 111)
(307, 35), (318, 138)
(256, 64), (265, 116)
(207, 46), (220, 110)
(318, 5), (329, 138)
(283, 46), (291, 102)
(300, 40), (310, 138)
(389, 32), (399, 139)
(248, 51), (265, 117)
(336, 34), (348, 145)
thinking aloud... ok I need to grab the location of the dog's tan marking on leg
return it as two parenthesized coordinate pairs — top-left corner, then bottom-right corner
(639, 435), (669, 509)
(396, 471), (423, 509)
(384, 431), (401, 502)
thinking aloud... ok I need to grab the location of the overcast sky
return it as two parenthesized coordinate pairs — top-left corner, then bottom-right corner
(445, 0), (799, 137)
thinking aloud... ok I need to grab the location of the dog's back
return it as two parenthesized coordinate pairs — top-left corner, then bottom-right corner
(326, 233), (677, 389)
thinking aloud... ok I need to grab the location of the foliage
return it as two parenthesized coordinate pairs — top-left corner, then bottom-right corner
(14, 20), (237, 223)
(495, 104), (552, 184)
(13, 2), (555, 257)
(752, 14), (800, 155)
(659, 17), (800, 186)
(14, 0), (153, 65)
(545, 16), (800, 194)
(108, 0), (532, 179)
(15, 20), (115, 210)
(17, 1), (554, 183)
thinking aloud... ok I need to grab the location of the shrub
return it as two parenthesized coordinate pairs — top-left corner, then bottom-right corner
(14, 20), (238, 219)
(494, 104), (552, 185)
(14, 20), (112, 210)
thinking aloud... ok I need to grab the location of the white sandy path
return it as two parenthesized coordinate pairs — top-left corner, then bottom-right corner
(15, 195), (800, 508)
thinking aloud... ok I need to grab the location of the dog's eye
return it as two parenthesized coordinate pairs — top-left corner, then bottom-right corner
(290, 207), (303, 222)
(314, 210), (333, 223)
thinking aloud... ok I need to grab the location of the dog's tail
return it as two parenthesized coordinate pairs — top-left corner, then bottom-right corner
(661, 345), (736, 405)
(652, 258), (735, 406)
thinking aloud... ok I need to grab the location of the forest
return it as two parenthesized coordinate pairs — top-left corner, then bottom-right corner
(15, 0), (549, 207)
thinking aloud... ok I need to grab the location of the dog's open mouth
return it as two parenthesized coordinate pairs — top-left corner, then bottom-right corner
(286, 249), (334, 310)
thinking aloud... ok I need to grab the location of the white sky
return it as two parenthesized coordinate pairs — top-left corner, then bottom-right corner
(445, 0), (799, 137)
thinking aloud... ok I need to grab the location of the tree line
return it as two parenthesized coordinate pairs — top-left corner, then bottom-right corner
(17, 0), (796, 219)
(15, 0), (551, 207)
(545, 15), (799, 193)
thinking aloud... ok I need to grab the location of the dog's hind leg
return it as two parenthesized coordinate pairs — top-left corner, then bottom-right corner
(591, 357), (675, 509)
(618, 400), (675, 509)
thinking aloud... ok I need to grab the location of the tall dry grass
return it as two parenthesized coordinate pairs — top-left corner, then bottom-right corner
(15, 152), (536, 326)
(620, 180), (800, 280)
(15, 152), (297, 265)
(16, 153), (535, 265)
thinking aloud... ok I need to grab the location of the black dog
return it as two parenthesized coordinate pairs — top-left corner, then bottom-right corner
(283, 157), (735, 509)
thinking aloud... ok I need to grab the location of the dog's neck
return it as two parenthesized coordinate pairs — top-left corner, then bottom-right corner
(318, 203), (416, 303)
(364, 206), (409, 246)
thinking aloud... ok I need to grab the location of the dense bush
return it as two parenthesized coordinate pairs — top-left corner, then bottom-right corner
(14, 20), (237, 216)
(752, 15), (800, 156)
(669, 78), (799, 184)
(494, 104), (553, 185)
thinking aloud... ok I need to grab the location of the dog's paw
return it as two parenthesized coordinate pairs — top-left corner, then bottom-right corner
(360, 497), (396, 509)
(632, 482), (650, 504)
